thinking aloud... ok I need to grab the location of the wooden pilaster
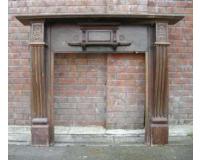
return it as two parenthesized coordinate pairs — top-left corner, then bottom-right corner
(151, 22), (169, 145)
(30, 21), (50, 146)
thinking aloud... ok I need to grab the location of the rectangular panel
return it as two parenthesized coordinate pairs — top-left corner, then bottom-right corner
(50, 24), (149, 53)
(87, 30), (112, 42)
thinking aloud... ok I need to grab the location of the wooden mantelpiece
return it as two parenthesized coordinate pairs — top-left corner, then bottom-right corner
(16, 14), (184, 146)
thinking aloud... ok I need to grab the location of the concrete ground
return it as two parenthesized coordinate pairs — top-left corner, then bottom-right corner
(9, 143), (192, 160)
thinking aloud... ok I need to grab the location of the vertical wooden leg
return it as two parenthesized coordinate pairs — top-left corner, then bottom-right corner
(30, 22), (50, 146)
(145, 52), (153, 145)
(151, 44), (169, 145)
(45, 25), (54, 144)
(31, 44), (49, 146)
(48, 52), (55, 143)
(150, 22), (170, 145)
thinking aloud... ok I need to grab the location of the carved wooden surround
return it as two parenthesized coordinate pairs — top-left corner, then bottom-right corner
(16, 14), (183, 146)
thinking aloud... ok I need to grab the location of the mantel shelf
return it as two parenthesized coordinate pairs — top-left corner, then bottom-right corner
(15, 13), (184, 25)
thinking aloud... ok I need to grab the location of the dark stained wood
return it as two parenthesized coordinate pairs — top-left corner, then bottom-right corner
(145, 26), (155, 145)
(50, 23), (148, 53)
(20, 15), (182, 146)
(68, 24), (131, 51)
(41, 22), (168, 146)
(32, 125), (49, 146)
(16, 14), (184, 25)
(151, 124), (168, 144)
(145, 52), (153, 145)
(154, 44), (168, 118)
(30, 21), (50, 146)
(46, 24), (55, 143)
(49, 52), (55, 142)
(150, 22), (169, 145)
(31, 44), (46, 118)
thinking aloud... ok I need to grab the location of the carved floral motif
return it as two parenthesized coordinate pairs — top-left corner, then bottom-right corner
(31, 23), (44, 42)
(156, 23), (168, 42)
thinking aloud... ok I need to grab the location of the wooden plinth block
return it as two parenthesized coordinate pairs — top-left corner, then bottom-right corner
(31, 124), (50, 146)
(151, 117), (168, 145)
(151, 125), (168, 145)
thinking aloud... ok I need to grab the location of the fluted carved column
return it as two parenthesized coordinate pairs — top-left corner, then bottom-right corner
(30, 22), (49, 146)
(151, 22), (169, 144)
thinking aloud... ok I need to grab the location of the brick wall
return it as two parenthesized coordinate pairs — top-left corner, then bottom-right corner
(54, 53), (107, 126)
(54, 53), (145, 129)
(8, 0), (193, 126)
(107, 54), (145, 129)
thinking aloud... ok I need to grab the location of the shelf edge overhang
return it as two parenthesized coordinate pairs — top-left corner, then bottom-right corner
(15, 13), (184, 25)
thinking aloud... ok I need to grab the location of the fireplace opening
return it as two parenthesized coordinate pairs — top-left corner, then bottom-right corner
(54, 53), (145, 129)
(54, 53), (107, 127)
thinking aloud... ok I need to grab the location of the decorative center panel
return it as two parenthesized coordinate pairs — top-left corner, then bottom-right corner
(51, 24), (150, 53)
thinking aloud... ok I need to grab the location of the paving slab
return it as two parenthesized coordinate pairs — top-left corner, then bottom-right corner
(9, 144), (192, 160)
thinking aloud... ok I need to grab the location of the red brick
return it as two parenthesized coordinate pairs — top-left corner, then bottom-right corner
(54, 54), (106, 126)
(8, 0), (193, 127)
(107, 54), (145, 129)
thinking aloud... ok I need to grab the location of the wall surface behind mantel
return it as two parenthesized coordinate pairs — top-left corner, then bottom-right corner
(8, 0), (192, 126)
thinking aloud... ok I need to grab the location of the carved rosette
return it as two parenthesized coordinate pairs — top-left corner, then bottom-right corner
(150, 22), (169, 145)
(156, 22), (168, 42)
(31, 22), (44, 42)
